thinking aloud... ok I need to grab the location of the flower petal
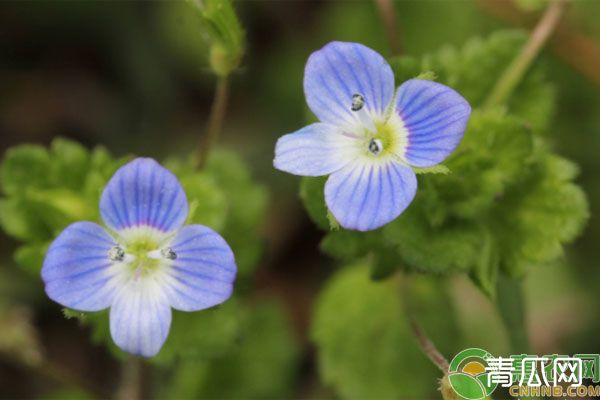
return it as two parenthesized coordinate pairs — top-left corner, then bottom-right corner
(109, 279), (172, 357)
(100, 158), (188, 233)
(325, 160), (417, 231)
(162, 225), (236, 312)
(41, 222), (120, 311)
(274, 123), (358, 176)
(304, 41), (395, 126)
(396, 79), (471, 167)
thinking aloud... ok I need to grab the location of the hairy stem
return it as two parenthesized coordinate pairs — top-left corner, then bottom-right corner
(374, 0), (402, 55)
(483, 0), (567, 109)
(197, 76), (230, 169)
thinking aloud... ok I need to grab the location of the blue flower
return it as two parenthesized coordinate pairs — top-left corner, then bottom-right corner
(274, 42), (471, 231)
(41, 158), (236, 357)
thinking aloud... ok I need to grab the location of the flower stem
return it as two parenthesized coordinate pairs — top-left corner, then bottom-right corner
(116, 357), (143, 400)
(196, 76), (230, 169)
(398, 275), (449, 372)
(409, 317), (450, 373)
(483, 0), (567, 110)
(374, 0), (402, 55)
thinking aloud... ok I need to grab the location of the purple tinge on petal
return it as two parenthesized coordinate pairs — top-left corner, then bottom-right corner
(162, 225), (236, 312)
(100, 158), (188, 233)
(304, 41), (395, 127)
(109, 279), (172, 357)
(41, 221), (119, 312)
(325, 160), (417, 231)
(274, 123), (358, 177)
(396, 79), (471, 167)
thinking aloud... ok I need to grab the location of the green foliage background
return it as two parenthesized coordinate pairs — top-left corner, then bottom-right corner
(0, 0), (599, 399)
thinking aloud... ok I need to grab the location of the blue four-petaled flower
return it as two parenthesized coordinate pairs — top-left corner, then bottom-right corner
(274, 41), (472, 231)
(41, 158), (236, 357)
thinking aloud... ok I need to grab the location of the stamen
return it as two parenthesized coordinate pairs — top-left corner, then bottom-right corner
(147, 247), (177, 260)
(368, 138), (383, 155)
(351, 94), (365, 111)
(108, 246), (125, 262)
(160, 247), (177, 260)
(350, 93), (376, 132)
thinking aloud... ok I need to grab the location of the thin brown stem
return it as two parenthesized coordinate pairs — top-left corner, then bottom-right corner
(409, 317), (450, 373)
(197, 76), (230, 169)
(484, 0), (567, 109)
(398, 275), (449, 373)
(374, 0), (402, 55)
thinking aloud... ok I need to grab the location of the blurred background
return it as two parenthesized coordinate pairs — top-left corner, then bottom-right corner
(0, 0), (599, 398)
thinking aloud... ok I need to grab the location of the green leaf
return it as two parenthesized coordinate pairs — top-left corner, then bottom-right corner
(206, 150), (268, 279)
(14, 243), (49, 275)
(493, 153), (589, 277)
(0, 197), (52, 242)
(300, 176), (329, 230)
(49, 138), (90, 190)
(391, 30), (556, 133)
(312, 264), (458, 399)
(413, 164), (450, 175)
(1, 145), (51, 195)
(152, 300), (241, 365)
(163, 302), (298, 399)
(383, 209), (484, 274)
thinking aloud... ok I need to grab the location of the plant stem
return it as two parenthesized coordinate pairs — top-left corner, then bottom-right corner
(483, 0), (567, 109)
(409, 317), (450, 372)
(116, 357), (143, 400)
(374, 0), (402, 55)
(399, 275), (449, 372)
(197, 76), (230, 169)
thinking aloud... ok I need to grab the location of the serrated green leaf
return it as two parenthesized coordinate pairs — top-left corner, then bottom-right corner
(383, 208), (484, 274)
(493, 154), (589, 277)
(391, 30), (556, 133)
(49, 138), (90, 190)
(1, 145), (51, 195)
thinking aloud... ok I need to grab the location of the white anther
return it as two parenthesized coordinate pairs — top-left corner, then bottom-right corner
(351, 94), (365, 111)
(160, 247), (177, 260)
(147, 248), (177, 260)
(108, 246), (125, 262)
(368, 138), (383, 155)
(350, 93), (377, 132)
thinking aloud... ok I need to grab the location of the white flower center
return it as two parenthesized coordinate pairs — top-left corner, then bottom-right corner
(348, 93), (409, 162)
(107, 226), (176, 279)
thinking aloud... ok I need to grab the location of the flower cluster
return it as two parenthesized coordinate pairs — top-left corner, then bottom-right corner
(274, 41), (471, 231)
(42, 158), (236, 357)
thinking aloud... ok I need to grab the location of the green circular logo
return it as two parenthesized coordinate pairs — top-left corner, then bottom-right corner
(448, 348), (497, 400)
